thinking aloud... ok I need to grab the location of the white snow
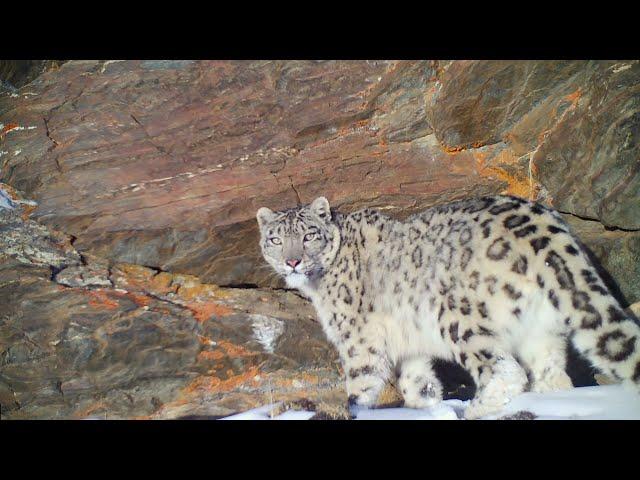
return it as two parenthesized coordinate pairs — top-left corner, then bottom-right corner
(352, 401), (464, 420)
(220, 385), (640, 420)
(480, 384), (640, 420)
(250, 314), (285, 354)
(0, 187), (16, 210)
(0, 186), (37, 210)
(222, 404), (316, 421)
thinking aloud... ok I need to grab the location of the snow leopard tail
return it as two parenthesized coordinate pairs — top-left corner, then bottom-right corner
(554, 246), (640, 388)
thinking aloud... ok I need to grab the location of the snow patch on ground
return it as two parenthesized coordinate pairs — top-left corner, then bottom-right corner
(221, 385), (640, 420)
(0, 186), (37, 210)
(250, 314), (285, 354)
(481, 384), (640, 420)
(222, 404), (317, 420)
(0, 188), (16, 210)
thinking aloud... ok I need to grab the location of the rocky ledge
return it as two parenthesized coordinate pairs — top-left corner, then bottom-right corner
(0, 188), (346, 418)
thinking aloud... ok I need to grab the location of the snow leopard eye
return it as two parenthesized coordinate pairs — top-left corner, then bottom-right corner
(269, 237), (282, 245)
(303, 232), (317, 242)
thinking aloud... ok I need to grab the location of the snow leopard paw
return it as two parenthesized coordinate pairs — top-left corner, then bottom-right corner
(397, 356), (443, 409)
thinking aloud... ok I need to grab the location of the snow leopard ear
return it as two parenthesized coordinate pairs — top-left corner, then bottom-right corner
(256, 207), (276, 229)
(310, 196), (331, 222)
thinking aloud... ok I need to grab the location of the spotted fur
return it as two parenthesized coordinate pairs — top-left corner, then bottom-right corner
(257, 195), (640, 419)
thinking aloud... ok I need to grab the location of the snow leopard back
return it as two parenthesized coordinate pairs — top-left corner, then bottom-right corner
(373, 195), (640, 386)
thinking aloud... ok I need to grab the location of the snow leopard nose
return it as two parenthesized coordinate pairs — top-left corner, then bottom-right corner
(286, 258), (301, 268)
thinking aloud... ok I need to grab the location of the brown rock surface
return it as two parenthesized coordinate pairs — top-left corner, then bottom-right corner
(1, 60), (505, 287)
(0, 61), (65, 90)
(2, 60), (637, 293)
(533, 62), (640, 230)
(0, 190), (343, 419)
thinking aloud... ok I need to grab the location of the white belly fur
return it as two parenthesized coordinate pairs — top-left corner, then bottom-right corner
(377, 296), (453, 365)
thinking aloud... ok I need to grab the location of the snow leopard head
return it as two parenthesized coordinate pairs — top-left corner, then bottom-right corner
(256, 197), (341, 285)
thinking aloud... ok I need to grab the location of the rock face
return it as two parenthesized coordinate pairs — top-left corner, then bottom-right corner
(0, 61), (65, 90)
(1, 60), (637, 296)
(1, 60), (638, 419)
(0, 194), (344, 419)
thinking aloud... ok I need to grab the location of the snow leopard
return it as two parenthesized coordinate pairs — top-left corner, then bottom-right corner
(256, 195), (640, 419)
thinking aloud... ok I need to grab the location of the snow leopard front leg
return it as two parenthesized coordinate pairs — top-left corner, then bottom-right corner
(337, 333), (391, 408)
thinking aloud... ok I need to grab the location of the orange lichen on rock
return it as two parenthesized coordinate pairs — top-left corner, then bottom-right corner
(442, 141), (487, 154)
(197, 339), (259, 362)
(564, 88), (582, 105)
(127, 292), (151, 307)
(112, 263), (177, 296)
(86, 286), (152, 311)
(20, 204), (37, 220)
(114, 263), (231, 302)
(197, 334), (216, 346)
(185, 365), (262, 394)
(474, 148), (539, 199)
(87, 289), (121, 310)
(174, 276), (229, 302)
(0, 123), (20, 139)
(214, 339), (257, 358)
(115, 262), (232, 297)
(74, 401), (108, 418)
(110, 263), (237, 322)
(185, 301), (234, 322)
(147, 367), (263, 419)
(197, 350), (224, 362)
(489, 167), (535, 199)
